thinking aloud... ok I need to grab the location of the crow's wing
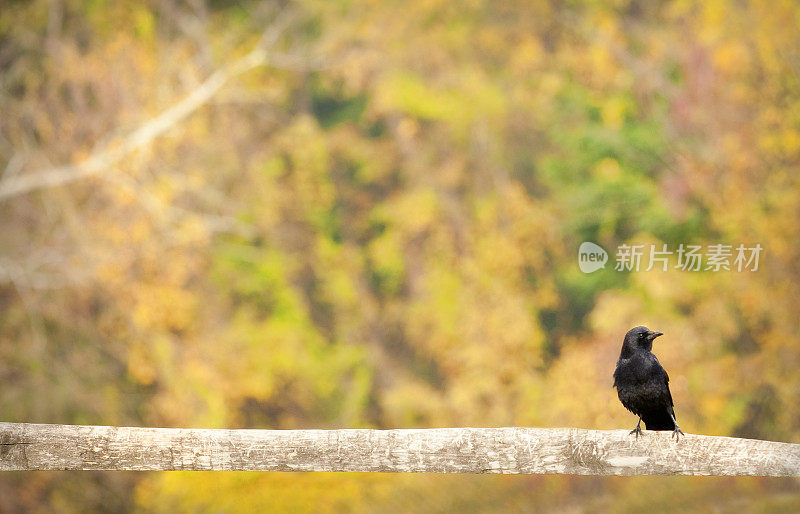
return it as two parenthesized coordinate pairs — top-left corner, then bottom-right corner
(664, 369), (676, 417)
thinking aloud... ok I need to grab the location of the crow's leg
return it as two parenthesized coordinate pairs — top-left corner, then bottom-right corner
(629, 417), (643, 439)
(669, 412), (684, 442)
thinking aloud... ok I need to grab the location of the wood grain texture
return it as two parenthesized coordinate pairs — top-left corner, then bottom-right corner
(1, 423), (798, 475)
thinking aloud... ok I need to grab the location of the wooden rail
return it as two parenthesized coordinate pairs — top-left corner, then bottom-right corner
(1, 423), (798, 475)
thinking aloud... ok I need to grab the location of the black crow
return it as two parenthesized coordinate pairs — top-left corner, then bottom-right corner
(613, 326), (683, 441)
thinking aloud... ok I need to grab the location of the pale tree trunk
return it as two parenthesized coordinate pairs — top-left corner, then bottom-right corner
(1, 423), (798, 475)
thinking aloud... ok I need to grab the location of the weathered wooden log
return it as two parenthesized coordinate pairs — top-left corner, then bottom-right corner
(1, 423), (798, 475)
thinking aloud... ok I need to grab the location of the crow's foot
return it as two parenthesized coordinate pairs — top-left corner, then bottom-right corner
(629, 419), (643, 439)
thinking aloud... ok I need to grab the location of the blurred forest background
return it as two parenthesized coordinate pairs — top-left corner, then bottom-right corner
(1, 0), (800, 511)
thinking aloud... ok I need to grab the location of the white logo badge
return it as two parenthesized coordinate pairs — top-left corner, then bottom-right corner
(578, 242), (608, 273)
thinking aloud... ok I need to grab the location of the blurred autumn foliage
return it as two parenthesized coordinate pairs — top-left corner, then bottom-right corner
(1, 0), (800, 511)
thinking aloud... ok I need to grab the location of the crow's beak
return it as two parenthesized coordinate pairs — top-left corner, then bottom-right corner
(647, 330), (664, 341)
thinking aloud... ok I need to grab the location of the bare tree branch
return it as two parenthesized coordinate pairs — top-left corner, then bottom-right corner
(99, 171), (254, 237)
(0, 16), (302, 202)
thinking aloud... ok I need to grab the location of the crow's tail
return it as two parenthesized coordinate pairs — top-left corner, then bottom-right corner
(642, 409), (676, 431)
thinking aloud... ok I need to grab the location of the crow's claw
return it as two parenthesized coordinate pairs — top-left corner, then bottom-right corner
(672, 426), (684, 442)
(629, 420), (643, 439)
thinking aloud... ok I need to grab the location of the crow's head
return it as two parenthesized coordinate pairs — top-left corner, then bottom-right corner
(621, 325), (663, 357)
